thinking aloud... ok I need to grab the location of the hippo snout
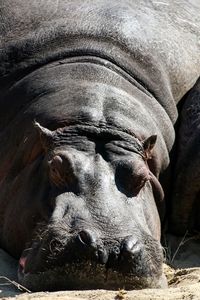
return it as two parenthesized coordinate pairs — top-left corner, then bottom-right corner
(18, 226), (165, 291)
(75, 230), (143, 269)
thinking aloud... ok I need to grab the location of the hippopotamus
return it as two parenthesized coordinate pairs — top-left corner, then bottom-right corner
(169, 78), (200, 235)
(0, 0), (200, 292)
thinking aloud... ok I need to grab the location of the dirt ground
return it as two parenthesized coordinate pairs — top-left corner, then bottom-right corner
(1, 234), (200, 300)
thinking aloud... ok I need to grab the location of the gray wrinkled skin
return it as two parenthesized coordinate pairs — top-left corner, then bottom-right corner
(0, 0), (200, 291)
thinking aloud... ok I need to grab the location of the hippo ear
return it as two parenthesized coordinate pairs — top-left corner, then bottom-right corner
(143, 135), (157, 159)
(34, 121), (54, 150)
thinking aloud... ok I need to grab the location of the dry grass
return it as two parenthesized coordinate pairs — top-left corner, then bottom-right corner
(115, 289), (127, 300)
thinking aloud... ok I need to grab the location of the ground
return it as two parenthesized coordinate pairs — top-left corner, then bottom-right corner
(1, 234), (200, 299)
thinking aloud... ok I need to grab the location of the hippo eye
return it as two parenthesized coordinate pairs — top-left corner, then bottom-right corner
(115, 163), (149, 197)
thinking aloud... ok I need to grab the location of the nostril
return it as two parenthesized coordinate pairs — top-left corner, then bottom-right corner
(122, 236), (141, 257)
(78, 230), (96, 247)
(113, 245), (120, 256)
(98, 247), (108, 264)
(123, 237), (137, 251)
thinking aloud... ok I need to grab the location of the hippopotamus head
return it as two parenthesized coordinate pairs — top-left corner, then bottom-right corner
(17, 121), (166, 291)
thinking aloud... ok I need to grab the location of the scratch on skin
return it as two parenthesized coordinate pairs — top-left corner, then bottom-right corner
(151, 1), (169, 5)
(176, 17), (199, 28)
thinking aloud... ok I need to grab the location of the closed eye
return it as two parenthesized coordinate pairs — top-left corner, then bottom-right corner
(115, 161), (149, 197)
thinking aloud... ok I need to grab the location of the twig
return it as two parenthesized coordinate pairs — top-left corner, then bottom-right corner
(171, 231), (188, 264)
(0, 276), (31, 293)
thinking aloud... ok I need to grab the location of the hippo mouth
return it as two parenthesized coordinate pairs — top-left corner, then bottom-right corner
(18, 257), (166, 291)
(17, 237), (167, 291)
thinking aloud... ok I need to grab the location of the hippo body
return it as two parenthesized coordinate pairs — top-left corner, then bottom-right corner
(0, 0), (200, 291)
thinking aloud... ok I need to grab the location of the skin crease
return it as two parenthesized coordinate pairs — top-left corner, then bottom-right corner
(0, 0), (199, 292)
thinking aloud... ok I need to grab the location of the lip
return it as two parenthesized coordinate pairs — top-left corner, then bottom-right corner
(18, 262), (27, 284)
(19, 256), (27, 272)
(17, 255), (165, 291)
(18, 247), (33, 276)
(18, 253), (31, 284)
